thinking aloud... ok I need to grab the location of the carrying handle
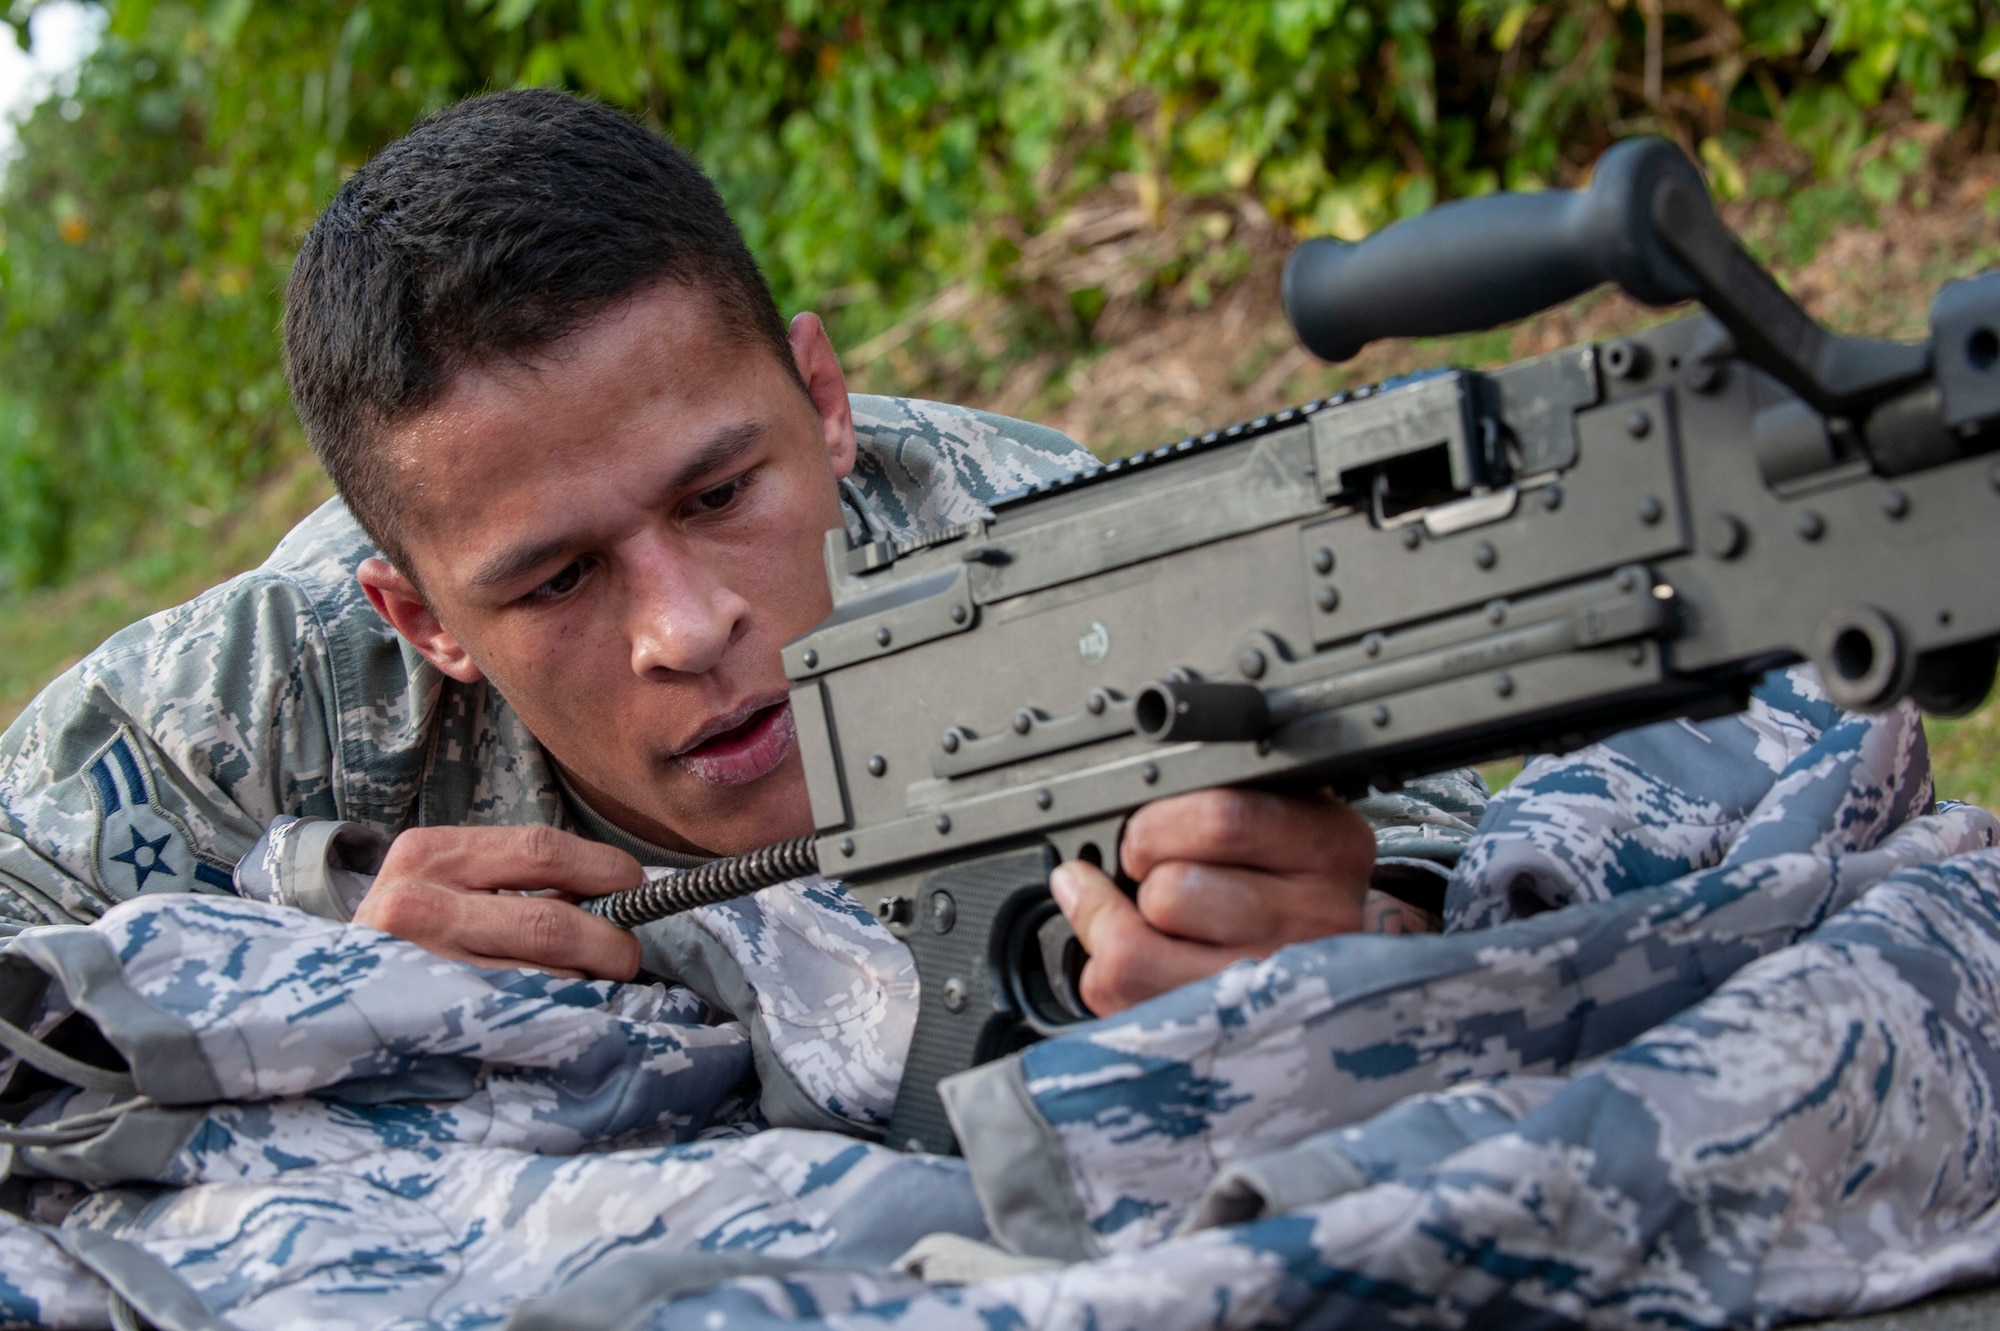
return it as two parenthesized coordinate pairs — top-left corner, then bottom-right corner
(1282, 137), (1703, 364)
(1282, 135), (1928, 417)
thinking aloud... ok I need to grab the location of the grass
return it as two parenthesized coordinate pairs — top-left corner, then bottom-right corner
(1925, 704), (2000, 809)
(0, 457), (333, 731)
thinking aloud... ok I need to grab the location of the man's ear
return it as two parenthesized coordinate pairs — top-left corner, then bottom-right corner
(788, 311), (857, 481)
(356, 557), (485, 683)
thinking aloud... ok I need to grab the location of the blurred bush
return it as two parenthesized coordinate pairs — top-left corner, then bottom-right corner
(0, 0), (1992, 587)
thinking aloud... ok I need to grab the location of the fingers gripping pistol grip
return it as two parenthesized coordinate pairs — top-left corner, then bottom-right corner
(882, 844), (1070, 1155)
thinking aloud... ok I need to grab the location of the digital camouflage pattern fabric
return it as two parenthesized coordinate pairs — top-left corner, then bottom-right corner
(4, 668), (2000, 1328)
(0, 891), (992, 1329)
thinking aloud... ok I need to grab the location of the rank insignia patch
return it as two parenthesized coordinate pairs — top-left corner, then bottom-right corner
(85, 732), (235, 899)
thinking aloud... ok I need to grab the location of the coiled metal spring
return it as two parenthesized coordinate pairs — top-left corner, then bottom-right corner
(582, 835), (820, 929)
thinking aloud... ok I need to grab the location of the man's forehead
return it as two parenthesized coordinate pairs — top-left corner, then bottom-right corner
(385, 304), (779, 497)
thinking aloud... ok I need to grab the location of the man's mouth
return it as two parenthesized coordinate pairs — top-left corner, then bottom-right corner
(673, 698), (796, 788)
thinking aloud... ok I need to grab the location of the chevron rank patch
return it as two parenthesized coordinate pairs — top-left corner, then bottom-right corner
(83, 732), (235, 900)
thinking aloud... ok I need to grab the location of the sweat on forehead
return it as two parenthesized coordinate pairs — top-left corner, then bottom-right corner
(282, 87), (800, 571)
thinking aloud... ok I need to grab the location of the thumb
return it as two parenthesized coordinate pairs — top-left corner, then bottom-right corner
(1050, 859), (1139, 957)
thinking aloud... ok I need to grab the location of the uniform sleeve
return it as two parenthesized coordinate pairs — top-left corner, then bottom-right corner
(0, 571), (343, 933)
(232, 814), (389, 922)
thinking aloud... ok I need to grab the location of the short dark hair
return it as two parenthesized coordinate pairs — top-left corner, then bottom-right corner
(284, 88), (798, 570)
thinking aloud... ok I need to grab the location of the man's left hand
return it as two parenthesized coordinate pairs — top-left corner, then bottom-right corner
(1050, 787), (1432, 1016)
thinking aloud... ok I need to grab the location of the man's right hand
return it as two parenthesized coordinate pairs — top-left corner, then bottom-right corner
(353, 825), (644, 981)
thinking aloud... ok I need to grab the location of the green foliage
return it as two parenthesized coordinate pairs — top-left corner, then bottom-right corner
(0, 0), (1994, 588)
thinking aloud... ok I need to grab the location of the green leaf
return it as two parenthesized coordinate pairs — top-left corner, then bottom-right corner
(492, 0), (542, 32)
(107, 0), (157, 42)
(1977, 24), (2000, 79)
(206, 0), (252, 47)
(1857, 155), (1904, 205)
(1491, 1), (1532, 52)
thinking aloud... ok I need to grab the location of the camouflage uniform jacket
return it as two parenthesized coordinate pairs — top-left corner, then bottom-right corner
(0, 394), (1487, 1132)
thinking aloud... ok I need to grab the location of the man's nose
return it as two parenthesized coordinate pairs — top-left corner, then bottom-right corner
(626, 547), (750, 678)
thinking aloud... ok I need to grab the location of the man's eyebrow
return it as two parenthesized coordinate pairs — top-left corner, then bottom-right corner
(468, 532), (582, 592)
(466, 419), (767, 592)
(665, 419), (765, 496)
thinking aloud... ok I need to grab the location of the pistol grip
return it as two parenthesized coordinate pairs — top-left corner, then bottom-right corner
(882, 844), (1057, 1154)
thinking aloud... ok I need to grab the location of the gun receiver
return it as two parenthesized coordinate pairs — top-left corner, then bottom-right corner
(591, 136), (2000, 1155)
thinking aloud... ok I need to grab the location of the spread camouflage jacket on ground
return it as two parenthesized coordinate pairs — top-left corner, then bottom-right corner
(3, 667), (1999, 1330)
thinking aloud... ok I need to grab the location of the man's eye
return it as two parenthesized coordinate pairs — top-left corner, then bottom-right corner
(692, 477), (745, 512)
(531, 560), (587, 601)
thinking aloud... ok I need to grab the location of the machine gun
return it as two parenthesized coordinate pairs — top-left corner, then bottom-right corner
(588, 135), (2000, 1155)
